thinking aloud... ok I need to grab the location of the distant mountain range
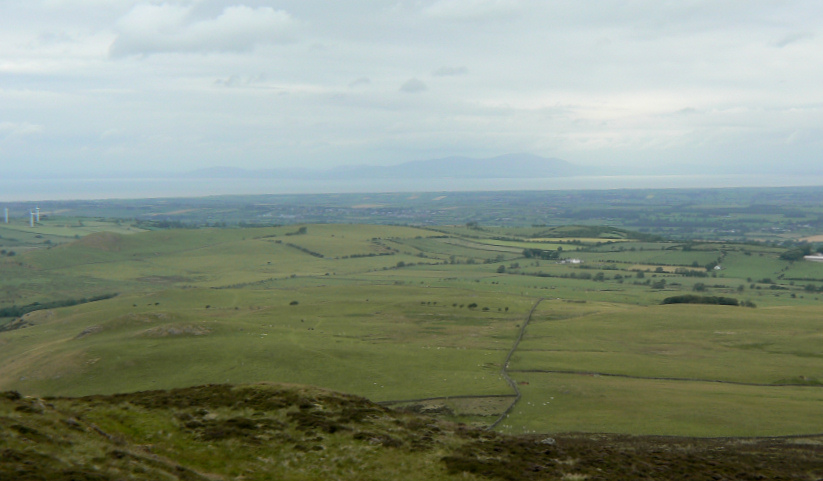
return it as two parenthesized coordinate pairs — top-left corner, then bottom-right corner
(184, 154), (582, 180)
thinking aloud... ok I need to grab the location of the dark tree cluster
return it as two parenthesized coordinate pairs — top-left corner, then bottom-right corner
(522, 248), (560, 260)
(662, 295), (755, 308)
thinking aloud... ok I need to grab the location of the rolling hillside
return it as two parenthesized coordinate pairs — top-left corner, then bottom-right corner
(3, 383), (822, 480)
(2, 220), (823, 439)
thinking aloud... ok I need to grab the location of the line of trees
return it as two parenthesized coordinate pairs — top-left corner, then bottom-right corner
(284, 242), (323, 258)
(661, 295), (755, 308)
(522, 248), (560, 260)
(780, 244), (818, 261)
(0, 293), (119, 319)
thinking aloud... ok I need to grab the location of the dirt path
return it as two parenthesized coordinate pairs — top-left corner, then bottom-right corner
(488, 297), (545, 430)
(376, 299), (545, 428)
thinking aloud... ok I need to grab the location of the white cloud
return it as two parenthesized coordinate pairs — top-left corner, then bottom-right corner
(100, 128), (122, 139)
(109, 4), (296, 57)
(0, 122), (44, 140)
(423, 0), (520, 20)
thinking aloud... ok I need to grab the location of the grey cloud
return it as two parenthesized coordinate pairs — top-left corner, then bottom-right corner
(400, 78), (428, 93)
(433, 66), (468, 77)
(109, 4), (296, 57)
(675, 108), (698, 116)
(2, 1), (823, 175)
(349, 77), (371, 88)
(774, 32), (813, 48)
(215, 73), (270, 88)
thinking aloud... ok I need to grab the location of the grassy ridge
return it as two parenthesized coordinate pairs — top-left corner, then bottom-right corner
(0, 286), (527, 402)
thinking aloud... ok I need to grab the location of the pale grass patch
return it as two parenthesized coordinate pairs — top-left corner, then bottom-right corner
(787, 438), (823, 446)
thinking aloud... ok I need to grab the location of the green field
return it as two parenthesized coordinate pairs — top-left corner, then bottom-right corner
(2, 217), (823, 437)
(501, 373), (823, 436)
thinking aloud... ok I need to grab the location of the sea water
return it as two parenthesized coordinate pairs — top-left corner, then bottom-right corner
(1, 174), (822, 202)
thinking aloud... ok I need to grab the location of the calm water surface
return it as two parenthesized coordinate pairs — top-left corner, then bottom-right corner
(1, 174), (823, 202)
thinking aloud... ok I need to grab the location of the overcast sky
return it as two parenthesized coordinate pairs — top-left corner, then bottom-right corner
(1, 0), (822, 175)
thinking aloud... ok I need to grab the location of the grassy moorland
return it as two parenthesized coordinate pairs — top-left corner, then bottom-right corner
(4, 384), (822, 481)
(1, 214), (822, 438)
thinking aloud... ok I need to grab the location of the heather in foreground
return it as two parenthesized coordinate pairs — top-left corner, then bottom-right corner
(3, 384), (822, 480)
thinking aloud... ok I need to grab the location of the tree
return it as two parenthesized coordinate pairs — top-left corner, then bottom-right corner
(662, 295), (740, 306)
(523, 248), (559, 260)
(780, 245), (811, 261)
(496, 265), (506, 273)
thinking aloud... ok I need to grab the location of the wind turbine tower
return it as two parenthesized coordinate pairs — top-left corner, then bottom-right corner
(3, 208), (7, 224)
(36, 207), (40, 223)
(30, 211), (34, 227)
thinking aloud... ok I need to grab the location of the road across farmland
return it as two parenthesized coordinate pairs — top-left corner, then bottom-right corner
(489, 297), (546, 430)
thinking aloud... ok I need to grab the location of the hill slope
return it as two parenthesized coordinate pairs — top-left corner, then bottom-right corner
(3, 383), (822, 480)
